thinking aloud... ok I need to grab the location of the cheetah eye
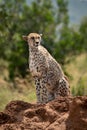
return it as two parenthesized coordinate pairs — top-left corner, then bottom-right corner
(31, 37), (34, 40)
(37, 36), (40, 39)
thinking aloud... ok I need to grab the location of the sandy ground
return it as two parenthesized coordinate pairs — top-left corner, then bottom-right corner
(0, 96), (87, 130)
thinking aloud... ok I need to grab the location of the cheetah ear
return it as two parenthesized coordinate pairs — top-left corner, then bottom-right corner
(40, 34), (42, 37)
(22, 35), (28, 41)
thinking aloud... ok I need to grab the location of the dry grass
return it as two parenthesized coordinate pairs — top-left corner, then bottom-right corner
(64, 53), (87, 95)
(0, 85), (36, 111)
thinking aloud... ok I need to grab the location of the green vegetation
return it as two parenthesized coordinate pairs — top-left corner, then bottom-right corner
(65, 53), (87, 96)
(0, 0), (87, 111)
(0, 85), (36, 111)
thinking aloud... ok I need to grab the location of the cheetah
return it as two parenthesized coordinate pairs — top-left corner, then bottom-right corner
(23, 33), (70, 103)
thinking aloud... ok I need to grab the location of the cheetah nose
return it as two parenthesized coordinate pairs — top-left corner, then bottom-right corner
(36, 42), (39, 44)
(35, 42), (39, 47)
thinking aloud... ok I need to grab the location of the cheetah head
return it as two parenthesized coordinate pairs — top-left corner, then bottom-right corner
(22, 33), (42, 47)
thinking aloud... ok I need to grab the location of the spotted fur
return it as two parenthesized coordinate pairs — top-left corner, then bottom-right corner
(23, 33), (70, 103)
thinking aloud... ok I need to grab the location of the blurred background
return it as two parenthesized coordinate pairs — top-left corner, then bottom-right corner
(0, 0), (87, 111)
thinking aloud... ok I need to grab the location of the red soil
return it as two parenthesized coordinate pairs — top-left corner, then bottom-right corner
(0, 96), (87, 130)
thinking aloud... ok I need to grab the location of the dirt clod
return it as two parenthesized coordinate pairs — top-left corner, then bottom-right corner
(0, 96), (87, 130)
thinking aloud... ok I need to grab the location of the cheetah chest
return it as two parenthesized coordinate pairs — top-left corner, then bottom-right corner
(29, 55), (41, 77)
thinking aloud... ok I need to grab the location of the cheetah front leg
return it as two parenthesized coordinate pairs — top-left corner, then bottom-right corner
(40, 78), (55, 103)
(34, 76), (42, 103)
(40, 78), (48, 104)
